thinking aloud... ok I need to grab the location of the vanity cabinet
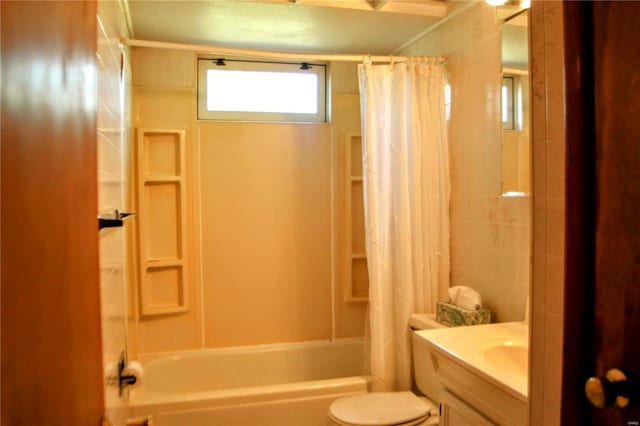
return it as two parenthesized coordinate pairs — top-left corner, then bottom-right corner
(440, 389), (497, 426)
(415, 322), (529, 426)
(431, 348), (528, 426)
(415, 324), (529, 426)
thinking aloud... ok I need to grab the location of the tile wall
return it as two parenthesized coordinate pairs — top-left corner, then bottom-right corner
(97, 0), (132, 423)
(400, 2), (531, 322)
(401, 0), (566, 422)
(528, 1), (566, 425)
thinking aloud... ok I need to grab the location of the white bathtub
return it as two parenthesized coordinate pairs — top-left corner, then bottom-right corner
(129, 338), (370, 426)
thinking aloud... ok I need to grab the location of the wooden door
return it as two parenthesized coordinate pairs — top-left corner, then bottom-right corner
(563, 2), (640, 424)
(1, 1), (104, 424)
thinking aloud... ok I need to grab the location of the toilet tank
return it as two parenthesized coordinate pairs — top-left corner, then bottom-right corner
(410, 314), (446, 403)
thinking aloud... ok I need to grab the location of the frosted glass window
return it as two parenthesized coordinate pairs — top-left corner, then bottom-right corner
(198, 59), (326, 122)
(206, 70), (318, 113)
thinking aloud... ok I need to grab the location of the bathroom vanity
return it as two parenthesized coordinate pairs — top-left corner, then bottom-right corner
(415, 322), (528, 426)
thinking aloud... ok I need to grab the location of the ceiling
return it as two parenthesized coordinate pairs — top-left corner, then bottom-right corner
(126, 0), (452, 55)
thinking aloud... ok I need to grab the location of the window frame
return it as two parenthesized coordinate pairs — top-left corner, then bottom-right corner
(197, 58), (327, 123)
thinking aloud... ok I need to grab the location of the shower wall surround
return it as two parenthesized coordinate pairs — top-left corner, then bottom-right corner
(129, 50), (365, 355)
(400, 2), (531, 322)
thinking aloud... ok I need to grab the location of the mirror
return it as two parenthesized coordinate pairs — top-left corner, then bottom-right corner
(500, 10), (530, 196)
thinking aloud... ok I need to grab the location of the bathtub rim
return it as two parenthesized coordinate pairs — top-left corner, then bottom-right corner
(129, 375), (371, 416)
(129, 337), (369, 412)
(135, 337), (366, 364)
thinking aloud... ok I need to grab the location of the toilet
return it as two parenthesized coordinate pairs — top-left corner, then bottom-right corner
(328, 314), (447, 426)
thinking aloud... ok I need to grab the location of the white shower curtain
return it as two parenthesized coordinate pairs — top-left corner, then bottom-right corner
(358, 58), (450, 391)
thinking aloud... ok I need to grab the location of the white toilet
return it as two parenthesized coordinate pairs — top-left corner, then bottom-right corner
(328, 314), (447, 426)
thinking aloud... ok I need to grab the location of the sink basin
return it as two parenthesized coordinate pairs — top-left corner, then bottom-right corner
(483, 343), (528, 374)
(415, 322), (529, 399)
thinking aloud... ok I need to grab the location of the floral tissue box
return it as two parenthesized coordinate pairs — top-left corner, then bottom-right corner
(436, 302), (491, 327)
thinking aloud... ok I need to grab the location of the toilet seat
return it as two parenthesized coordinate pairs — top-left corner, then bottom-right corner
(328, 392), (435, 426)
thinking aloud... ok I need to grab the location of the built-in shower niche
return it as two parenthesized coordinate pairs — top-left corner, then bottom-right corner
(345, 133), (369, 302)
(137, 129), (189, 316)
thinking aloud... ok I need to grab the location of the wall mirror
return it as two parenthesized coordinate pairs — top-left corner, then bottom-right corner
(500, 9), (530, 196)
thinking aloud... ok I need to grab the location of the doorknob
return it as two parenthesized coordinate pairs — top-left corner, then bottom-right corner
(585, 368), (632, 408)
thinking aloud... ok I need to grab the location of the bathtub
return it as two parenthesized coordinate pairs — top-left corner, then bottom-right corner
(129, 338), (370, 426)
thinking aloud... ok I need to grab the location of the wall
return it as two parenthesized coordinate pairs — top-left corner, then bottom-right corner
(399, 2), (531, 322)
(332, 62), (369, 338)
(199, 122), (332, 347)
(128, 49), (201, 355)
(97, 0), (132, 422)
(528, 1), (565, 424)
(398, 1), (565, 422)
(129, 49), (365, 355)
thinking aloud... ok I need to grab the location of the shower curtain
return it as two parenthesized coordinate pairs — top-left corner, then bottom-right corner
(358, 58), (450, 391)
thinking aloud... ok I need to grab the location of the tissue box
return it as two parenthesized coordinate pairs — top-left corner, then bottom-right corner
(436, 302), (491, 327)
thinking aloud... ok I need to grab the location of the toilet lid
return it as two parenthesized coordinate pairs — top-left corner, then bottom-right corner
(329, 392), (430, 426)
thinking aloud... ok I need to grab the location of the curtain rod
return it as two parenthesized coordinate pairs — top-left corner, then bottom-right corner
(122, 38), (412, 63)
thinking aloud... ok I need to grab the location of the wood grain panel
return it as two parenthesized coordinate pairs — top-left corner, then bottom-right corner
(563, 2), (640, 424)
(561, 3), (596, 424)
(1, 1), (103, 424)
(592, 2), (640, 424)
